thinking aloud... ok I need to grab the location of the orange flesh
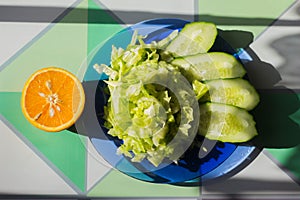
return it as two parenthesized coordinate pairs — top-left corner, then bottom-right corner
(22, 67), (85, 131)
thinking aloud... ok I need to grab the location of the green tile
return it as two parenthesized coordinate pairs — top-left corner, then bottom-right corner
(87, 0), (123, 54)
(0, 92), (87, 191)
(198, 0), (295, 38)
(83, 0), (123, 81)
(267, 146), (300, 181)
(87, 169), (200, 197)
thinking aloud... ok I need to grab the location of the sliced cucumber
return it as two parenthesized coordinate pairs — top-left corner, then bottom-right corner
(171, 52), (246, 81)
(157, 29), (179, 49)
(165, 22), (217, 57)
(202, 78), (260, 110)
(199, 103), (258, 143)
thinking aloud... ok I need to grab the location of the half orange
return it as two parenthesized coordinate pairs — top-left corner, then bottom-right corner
(21, 67), (85, 132)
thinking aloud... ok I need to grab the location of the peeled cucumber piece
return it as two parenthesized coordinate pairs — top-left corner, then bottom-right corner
(165, 22), (217, 57)
(199, 103), (258, 143)
(171, 52), (246, 81)
(203, 78), (260, 110)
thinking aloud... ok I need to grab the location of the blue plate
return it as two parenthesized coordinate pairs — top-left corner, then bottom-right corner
(80, 18), (262, 184)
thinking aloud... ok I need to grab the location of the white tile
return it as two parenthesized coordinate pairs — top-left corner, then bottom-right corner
(0, 23), (47, 67)
(0, 120), (77, 195)
(0, 0), (79, 67)
(86, 139), (112, 191)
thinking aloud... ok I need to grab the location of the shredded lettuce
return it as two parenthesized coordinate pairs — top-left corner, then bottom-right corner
(192, 80), (209, 100)
(94, 31), (198, 167)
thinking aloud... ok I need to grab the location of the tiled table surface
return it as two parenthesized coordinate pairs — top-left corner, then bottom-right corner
(0, 0), (300, 199)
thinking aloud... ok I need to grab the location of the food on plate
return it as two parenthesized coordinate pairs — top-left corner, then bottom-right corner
(199, 103), (257, 143)
(94, 21), (259, 167)
(21, 67), (85, 132)
(165, 22), (217, 57)
(171, 52), (246, 81)
(201, 78), (259, 110)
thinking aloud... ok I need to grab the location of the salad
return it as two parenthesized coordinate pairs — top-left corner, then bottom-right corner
(94, 21), (259, 167)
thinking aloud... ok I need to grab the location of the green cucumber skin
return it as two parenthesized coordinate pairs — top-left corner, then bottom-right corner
(166, 22), (217, 57)
(199, 103), (258, 143)
(171, 52), (246, 81)
(203, 78), (260, 111)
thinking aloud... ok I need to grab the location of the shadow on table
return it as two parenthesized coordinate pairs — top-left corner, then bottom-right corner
(202, 177), (300, 192)
(246, 34), (300, 149)
(210, 30), (300, 150)
(68, 80), (110, 140)
(257, 33), (300, 186)
(245, 48), (300, 149)
(199, 27), (300, 187)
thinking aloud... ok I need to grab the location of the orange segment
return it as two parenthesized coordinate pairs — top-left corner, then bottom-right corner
(21, 67), (85, 132)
